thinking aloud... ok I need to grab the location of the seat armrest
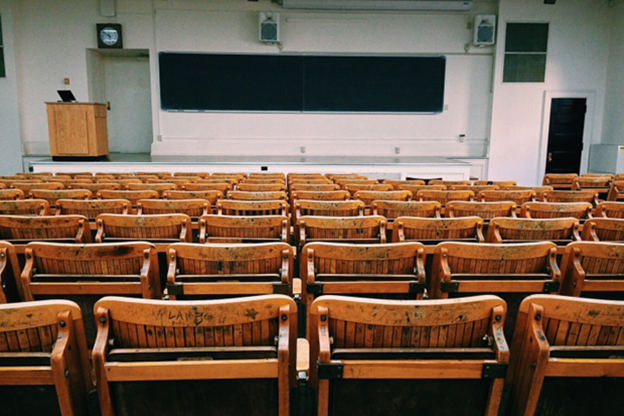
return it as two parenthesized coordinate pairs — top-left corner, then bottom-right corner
(297, 338), (310, 380)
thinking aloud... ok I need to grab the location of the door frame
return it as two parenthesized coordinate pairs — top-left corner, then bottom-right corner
(538, 90), (596, 181)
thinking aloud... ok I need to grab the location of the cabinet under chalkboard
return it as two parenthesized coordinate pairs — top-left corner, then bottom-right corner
(159, 53), (445, 113)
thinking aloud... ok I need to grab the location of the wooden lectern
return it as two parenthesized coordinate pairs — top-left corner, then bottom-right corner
(46, 102), (109, 160)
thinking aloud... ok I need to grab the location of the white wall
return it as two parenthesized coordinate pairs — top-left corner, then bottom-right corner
(488, 0), (611, 185)
(602, 3), (624, 145)
(0, 0), (25, 174)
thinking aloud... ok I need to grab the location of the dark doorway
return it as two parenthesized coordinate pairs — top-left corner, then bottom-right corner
(545, 98), (587, 174)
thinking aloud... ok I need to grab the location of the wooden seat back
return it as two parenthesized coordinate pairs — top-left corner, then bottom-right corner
(520, 201), (592, 219)
(353, 190), (412, 207)
(297, 215), (387, 247)
(29, 189), (92, 206)
(392, 216), (485, 243)
(50, 178), (92, 187)
(0, 214), (91, 244)
(68, 182), (121, 192)
(291, 190), (350, 203)
(507, 295), (624, 416)
(0, 189), (25, 200)
(92, 295), (296, 416)
(477, 190), (535, 205)
(248, 172), (286, 180)
(0, 199), (50, 216)
(560, 241), (624, 297)
(398, 184), (446, 193)
(0, 241), (21, 302)
(227, 190), (288, 201)
(301, 242), (427, 312)
(0, 300), (91, 416)
(97, 189), (159, 207)
(309, 295), (509, 416)
(55, 199), (130, 219)
(335, 179), (378, 189)
(445, 201), (517, 219)
(606, 180), (624, 201)
(183, 182), (232, 193)
(236, 183), (286, 192)
(96, 178), (142, 186)
(216, 199), (289, 216)
(499, 185), (554, 193)
(449, 184), (500, 192)
(136, 171), (172, 178)
(427, 180), (472, 186)
(371, 200), (441, 219)
(539, 190), (599, 205)
(290, 183), (339, 192)
(581, 217), (624, 241)
(96, 213), (192, 243)
(126, 182), (177, 196)
(416, 190), (474, 204)
(163, 189), (223, 205)
(199, 214), (289, 243)
(137, 198), (209, 218)
(594, 201), (624, 218)
(473, 180), (517, 186)
(294, 200), (364, 221)
(343, 184), (392, 197)
(172, 171), (210, 178)
(542, 173), (578, 189)
(146, 177), (197, 189)
(381, 179), (425, 188)
(487, 217), (581, 243)
(12, 182), (64, 193)
(167, 242), (294, 299)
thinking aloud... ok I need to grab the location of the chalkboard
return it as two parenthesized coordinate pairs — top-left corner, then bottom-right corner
(159, 53), (445, 113)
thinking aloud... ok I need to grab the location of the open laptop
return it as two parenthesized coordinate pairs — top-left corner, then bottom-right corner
(57, 90), (77, 102)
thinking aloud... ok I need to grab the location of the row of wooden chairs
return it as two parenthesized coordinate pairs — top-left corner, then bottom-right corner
(2, 291), (622, 416)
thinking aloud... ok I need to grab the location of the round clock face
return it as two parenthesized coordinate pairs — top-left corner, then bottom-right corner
(100, 27), (119, 46)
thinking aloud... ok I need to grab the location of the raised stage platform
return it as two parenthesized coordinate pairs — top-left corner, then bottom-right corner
(30, 153), (477, 180)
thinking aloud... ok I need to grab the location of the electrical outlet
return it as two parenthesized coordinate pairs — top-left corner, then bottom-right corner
(395, 147), (401, 154)
(459, 134), (466, 143)
(300, 146), (306, 154)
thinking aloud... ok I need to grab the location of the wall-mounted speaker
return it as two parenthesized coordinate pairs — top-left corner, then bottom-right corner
(259, 12), (280, 43)
(473, 14), (496, 46)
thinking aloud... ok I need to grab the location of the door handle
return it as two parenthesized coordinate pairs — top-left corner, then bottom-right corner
(106, 101), (111, 111)
(548, 152), (552, 163)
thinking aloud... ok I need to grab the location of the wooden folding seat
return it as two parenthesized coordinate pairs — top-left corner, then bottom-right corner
(173, 171), (210, 178)
(68, 182), (121, 192)
(163, 190), (224, 206)
(94, 173), (117, 179)
(309, 295), (509, 416)
(29, 189), (92, 207)
(335, 179), (379, 189)
(326, 173), (367, 181)
(0, 189), (25, 200)
(0, 300), (92, 416)
(0, 199), (50, 216)
(167, 242), (294, 299)
(236, 182), (286, 192)
(487, 217), (581, 244)
(606, 180), (624, 201)
(507, 295), (624, 416)
(354, 190), (411, 207)
(559, 241), (624, 298)
(216, 199), (288, 216)
(449, 184), (500, 192)
(129, 174), (160, 182)
(145, 177), (196, 189)
(227, 190), (288, 201)
(96, 189), (159, 208)
(398, 184), (447, 193)
(0, 183), (4, 189)
(344, 184), (393, 197)
(96, 214), (192, 243)
(445, 201), (517, 219)
(291, 190), (350, 202)
(300, 242), (427, 309)
(93, 294), (296, 416)
(210, 172), (247, 180)
(22, 242), (161, 343)
(289, 183), (340, 192)
(51, 178), (92, 187)
(184, 182), (232, 193)
(580, 173), (614, 179)
(0, 215), (91, 245)
(136, 171), (172, 178)
(199, 214), (289, 243)
(416, 190), (475, 205)
(572, 176), (612, 197)
(55, 199), (130, 219)
(0, 241), (21, 302)
(371, 200), (441, 219)
(473, 180), (517, 186)
(96, 178), (142, 186)
(381, 179), (425, 188)
(615, 173), (624, 181)
(297, 215), (387, 247)
(294, 200), (364, 222)
(428, 179), (472, 186)
(539, 189), (600, 205)
(12, 181), (64, 193)
(241, 178), (286, 185)
(15, 172), (52, 177)
(0, 178), (42, 188)
(196, 178), (239, 185)
(542, 173), (578, 190)
(430, 241), (559, 338)
(580, 217), (624, 241)
(594, 201), (624, 218)
(500, 185), (554, 193)
(126, 182), (177, 196)
(248, 172), (286, 180)
(137, 198), (209, 218)
(392, 216), (485, 243)
(53, 171), (92, 178)
(71, 174), (94, 180)
(520, 201), (592, 219)
(477, 190), (535, 205)
(288, 172), (326, 180)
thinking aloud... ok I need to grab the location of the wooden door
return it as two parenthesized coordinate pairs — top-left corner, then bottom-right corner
(545, 98), (587, 174)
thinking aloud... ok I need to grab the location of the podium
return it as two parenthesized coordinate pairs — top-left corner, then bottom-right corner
(46, 102), (109, 160)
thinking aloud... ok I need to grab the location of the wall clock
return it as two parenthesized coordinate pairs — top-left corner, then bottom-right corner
(97, 24), (123, 49)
